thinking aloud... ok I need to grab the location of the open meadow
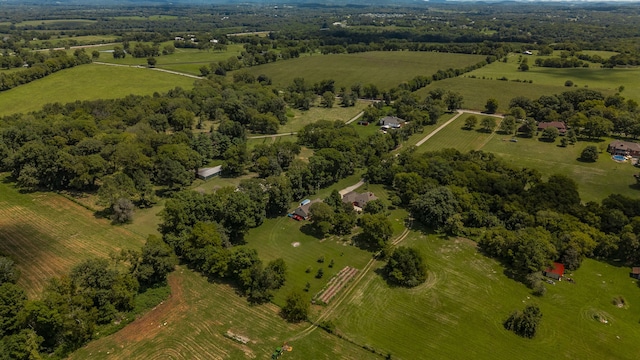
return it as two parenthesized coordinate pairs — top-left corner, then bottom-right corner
(0, 174), (145, 297)
(329, 232), (640, 360)
(415, 112), (503, 154)
(0, 64), (195, 116)
(465, 54), (640, 102)
(243, 51), (487, 90)
(70, 268), (377, 360)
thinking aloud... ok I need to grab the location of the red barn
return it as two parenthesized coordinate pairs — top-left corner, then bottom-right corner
(543, 262), (565, 281)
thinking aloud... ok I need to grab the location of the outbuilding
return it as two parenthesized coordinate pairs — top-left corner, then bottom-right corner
(543, 262), (565, 281)
(196, 165), (222, 180)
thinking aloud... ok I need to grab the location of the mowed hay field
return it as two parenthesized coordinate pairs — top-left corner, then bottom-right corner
(0, 64), (196, 116)
(0, 175), (145, 297)
(70, 268), (376, 360)
(416, 113), (503, 154)
(330, 233), (640, 360)
(243, 51), (487, 90)
(415, 77), (572, 112)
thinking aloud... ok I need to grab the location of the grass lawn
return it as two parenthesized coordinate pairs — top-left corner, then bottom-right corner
(243, 51), (487, 91)
(330, 232), (640, 359)
(0, 64), (195, 116)
(416, 113), (503, 154)
(278, 101), (368, 134)
(69, 268), (375, 360)
(481, 134), (640, 203)
(0, 174), (145, 297)
(415, 77), (573, 113)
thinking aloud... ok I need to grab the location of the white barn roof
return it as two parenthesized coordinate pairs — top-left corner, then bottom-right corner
(197, 166), (223, 178)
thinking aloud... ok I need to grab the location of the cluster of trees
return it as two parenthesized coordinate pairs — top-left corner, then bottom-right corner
(0, 237), (176, 359)
(364, 148), (640, 283)
(0, 78), (289, 218)
(159, 189), (287, 303)
(534, 56), (587, 68)
(504, 304), (542, 339)
(0, 49), (91, 91)
(384, 247), (428, 287)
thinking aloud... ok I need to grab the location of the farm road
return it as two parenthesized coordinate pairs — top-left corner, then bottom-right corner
(338, 179), (365, 196)
(345, 111), (365, 125)
(414, 109), (504, 148)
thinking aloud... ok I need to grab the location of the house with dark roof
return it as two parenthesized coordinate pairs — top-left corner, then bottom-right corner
(543, 262), (565, 281)
(537, 121), (567, 135)
(292, 199), (321, 220)
(342, 191), (378, 209)
(379, 116), (406, 129)
(609, 140), (640, 158)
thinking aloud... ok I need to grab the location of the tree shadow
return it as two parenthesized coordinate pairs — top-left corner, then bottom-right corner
(373, 267), (403, 289)
(576, 157), (597, 163)
(300, 223), (324, 239)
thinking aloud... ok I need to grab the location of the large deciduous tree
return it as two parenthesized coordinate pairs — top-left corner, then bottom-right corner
(384, 247), (428, 287)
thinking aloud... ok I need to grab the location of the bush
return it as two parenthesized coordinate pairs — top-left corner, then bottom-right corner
(565, 80), (574, 87)
(281, 290), (309, 322)
(580, 145), (599, 162)
(503, 304), (542, 338)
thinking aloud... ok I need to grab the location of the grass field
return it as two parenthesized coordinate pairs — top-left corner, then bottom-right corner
(5, 19), (97, 28)
(278, 101), (369, 134)
(0, 174), (145, 297)
(95, 44), (244, 75)
(70, 268), (376, 360)
(330, 232), (640, 359)
(242, 51), (487, 91)
(414, 112), (639, 202)
(0, 64), (195, 116)
(416, 113), (503, 154)
(415, 77), (575, 113)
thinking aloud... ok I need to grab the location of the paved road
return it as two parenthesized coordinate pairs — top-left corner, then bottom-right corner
(345, 111), (364, 125)
(338, 179), (365, 196)
(247, 132), (297, 139)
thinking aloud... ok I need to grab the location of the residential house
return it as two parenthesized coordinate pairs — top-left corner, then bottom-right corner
(379, 116), (406, 129)
(293, 199), (321, 220)
(608, 140), (640, 158)
(537, 121), (567, 135)
(342, 191), (378, 210)
(630, 267), (640, 279)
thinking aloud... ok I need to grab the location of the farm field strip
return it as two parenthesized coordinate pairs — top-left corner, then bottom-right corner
(314, 266), (359, 304)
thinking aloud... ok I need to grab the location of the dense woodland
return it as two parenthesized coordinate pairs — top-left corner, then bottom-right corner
(3, 2), (640, 357)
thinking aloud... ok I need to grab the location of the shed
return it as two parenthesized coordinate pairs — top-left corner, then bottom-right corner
(196, 165), (222, 180)
(543, 262), (565, 281)
(379, 116), (406, 129)
(630, 267), (640, 279)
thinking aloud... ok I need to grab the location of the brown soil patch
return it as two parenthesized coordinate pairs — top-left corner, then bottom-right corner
(112, 273), (187, 344)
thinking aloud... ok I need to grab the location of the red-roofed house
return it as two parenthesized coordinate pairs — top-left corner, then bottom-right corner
(543, 262), (565, 281)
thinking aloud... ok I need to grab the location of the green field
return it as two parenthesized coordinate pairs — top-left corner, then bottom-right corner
(0, 174), (145, 298)
(414, 112), (639, 202)
(0, 64), (196, 116)
(96, 44), (244, 75)
(278, 101), (369, 134)
(70, 268), (377, 360)
(330, 232), (640, 359)
(416, 77), (574, 113)
(6, 19), (97, 28)
(243, 51), (487, 91)
(416, 113), (503, 153)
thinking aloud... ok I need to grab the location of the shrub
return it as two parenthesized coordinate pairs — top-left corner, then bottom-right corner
(580, 145), (599, 162)
(565, 80), (574, 87)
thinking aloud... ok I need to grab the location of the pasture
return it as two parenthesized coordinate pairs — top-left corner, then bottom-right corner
(0, 64), (195, 116)
(416, 77), (573, 113)
(96, 44), (245, 75)
(330, 232), (640, 360)
(465, 54), (639, 102)
(278, 101), (368, 133)
(243, 51), (487, 90)
(69, 268), (376, 360)
(0, 174), (145, 297)
(415, 113), (502, 154)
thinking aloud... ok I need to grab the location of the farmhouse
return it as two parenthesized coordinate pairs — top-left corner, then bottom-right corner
(379, 116), (406, 129)
(293, 199), (321, 220)
(537, 121), (567, 135)
(630, 267), (640, 279)
(543, 262), (565, 281)
(608, 140), (640, 158)
(196, 165), (222, 180)
(342, 191), (378, 209)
